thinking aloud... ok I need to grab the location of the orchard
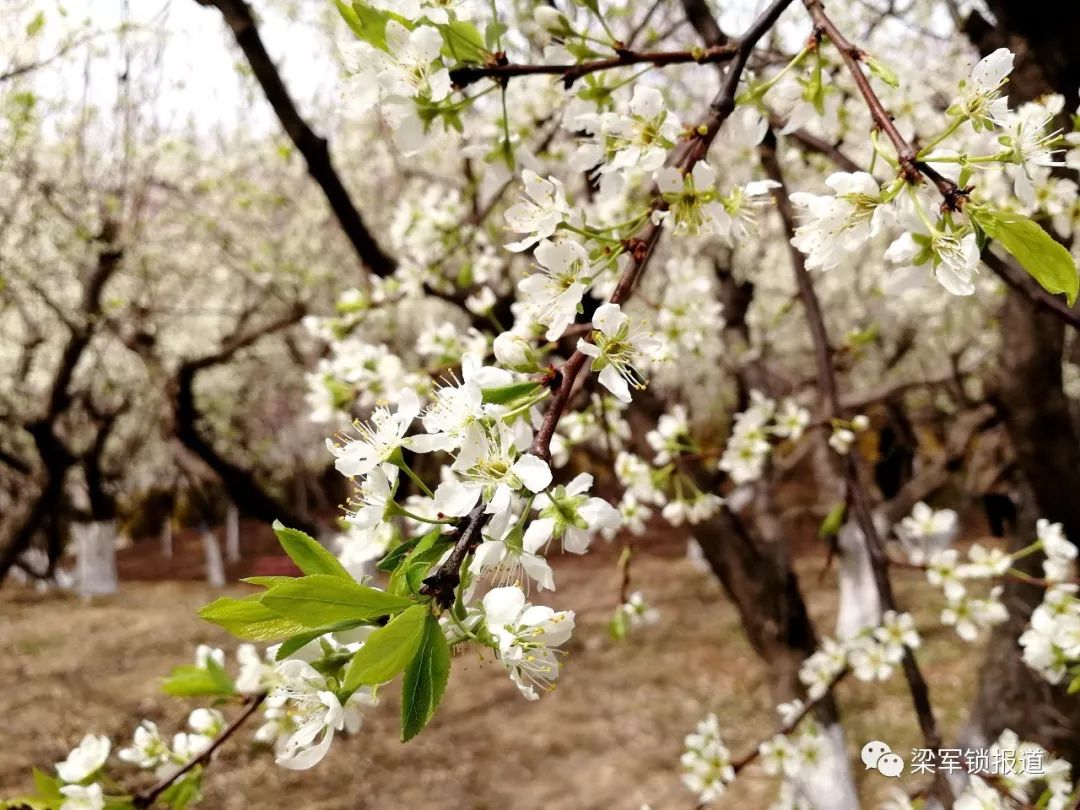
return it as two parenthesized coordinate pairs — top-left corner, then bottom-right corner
(2, 0), (1080, 808)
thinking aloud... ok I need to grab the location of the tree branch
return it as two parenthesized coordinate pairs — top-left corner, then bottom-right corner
(133, 693), (266, 808)
(531, 0), (797, 463)
(449, 44), (739, 89)
(761, 128), (952, 805)
(194, 0), (396, 277)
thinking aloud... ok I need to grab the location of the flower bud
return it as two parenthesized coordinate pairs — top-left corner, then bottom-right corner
(533, 6), (567, 34)
(493, 331), (540, 372)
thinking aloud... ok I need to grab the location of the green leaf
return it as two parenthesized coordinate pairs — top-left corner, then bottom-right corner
(162, 660), (235, 698)
(401, 613), (451, 741)
(336, 2), (407, 52)
(272, 520), (353, 579)
(865, 56), (899, 88)
(160, 769), (203, 809)
(199, 595), (310, 641)
(437, 20), (488, 64)
(261, 575), (415, 628)
(376, 535), (421, 572)
(609, 608), (627, 641)
(481, 381), (541, 405)
(1068, 672), (1080, 695)
(32, 768), (62, 801)
(240, 575), (294, 588)
(971, 207), (1079, 305)
(386, 530), (450, 596)
(2, 797), (51, 810)
(343, 604), (429, 692)
(25, 11), (45, 37)
(274, 619), (370, 661)
(484, 19), (508, 50)
(818, 502), (846, 539)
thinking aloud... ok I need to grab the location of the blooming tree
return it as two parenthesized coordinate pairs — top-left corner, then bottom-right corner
(4, 0), (1080, 808)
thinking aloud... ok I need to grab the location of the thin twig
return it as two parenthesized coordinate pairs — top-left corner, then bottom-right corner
(134, 693), (267, 808)
(449, 44), (739, 89)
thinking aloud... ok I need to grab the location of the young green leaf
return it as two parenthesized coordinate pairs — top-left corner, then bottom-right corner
(160, 769), (204, 810)
(401, 613), (451, 742)
(970, 208), (1079, 305)
(386, 530), (451, 596)
(335, 2), (407, 53)
(481, 381), (542, 406)
(272, 520), (353, 579)
(261, 574), (416, 628)
(343, 604), (429, 692)
(162, 661), (235, 698)
(240, 575), (294, 588)
(818, 502), (847, 539)
(274, 619), (370, 661)
(32, 768), (63, 802)
(199, 595), (310, 641)
(376, 534), (422, 573)
(437, 20), (488, 64)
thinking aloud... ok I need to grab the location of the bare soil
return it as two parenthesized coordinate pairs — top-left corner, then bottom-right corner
(1, 529), (981, 809)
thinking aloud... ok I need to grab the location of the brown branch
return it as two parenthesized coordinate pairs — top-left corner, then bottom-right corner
(0, 223), (123, 584)
(680, 0), (729, 47)
(133, 693), (266, 808)
(531, 0), (797, 463)
(421, 0), (798, 600)
(761, 129), (952, 805)
(173, 307), (318, 536)
(729, 670), (849, 775)
(803, 0), (967, 209)
(194, 0), (396, 277)
(419, 503), (488, 609)
(449, 44), (739, 89)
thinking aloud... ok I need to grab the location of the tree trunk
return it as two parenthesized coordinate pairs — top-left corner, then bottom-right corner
(75, 521), (118, 598)
(201, 527), (226, 588)
(693, 507), (859, 810)
(960, 1), (1080, 762)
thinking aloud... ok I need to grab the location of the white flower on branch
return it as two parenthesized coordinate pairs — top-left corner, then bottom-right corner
(577, 303), (663, 403)
(412, 356), (512, 454)
(519, 238), (594, 340)
(789, 171), (891, 272)
(951, 47), (1014, 131)
(345, 463), (398, 530)
(329, 390), (421, 478)
(571, 85), (682, 189)
(469, 514), (555, 592)
(118, 721), (171, 773)
(680, 713), (735, 803)
(504, 171), (572, 252)
(524, 472), (622, 554)
(434, 422), (552, 517)
(942, 586), (1007, 642)
(873, 610), (921, 661)
(266, 660), (347, 770)
(56, 734), (110, 784)
(58, 784), (104, 810)
(654, 162), (731, 238)
(482, 586), (575, 700)
(897, 501), (959, 564)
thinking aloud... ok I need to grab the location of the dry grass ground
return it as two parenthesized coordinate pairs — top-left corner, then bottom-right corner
(0, 533), (984, 809)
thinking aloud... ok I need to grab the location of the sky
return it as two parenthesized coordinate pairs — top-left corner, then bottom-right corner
(23, 0), (339, 137)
